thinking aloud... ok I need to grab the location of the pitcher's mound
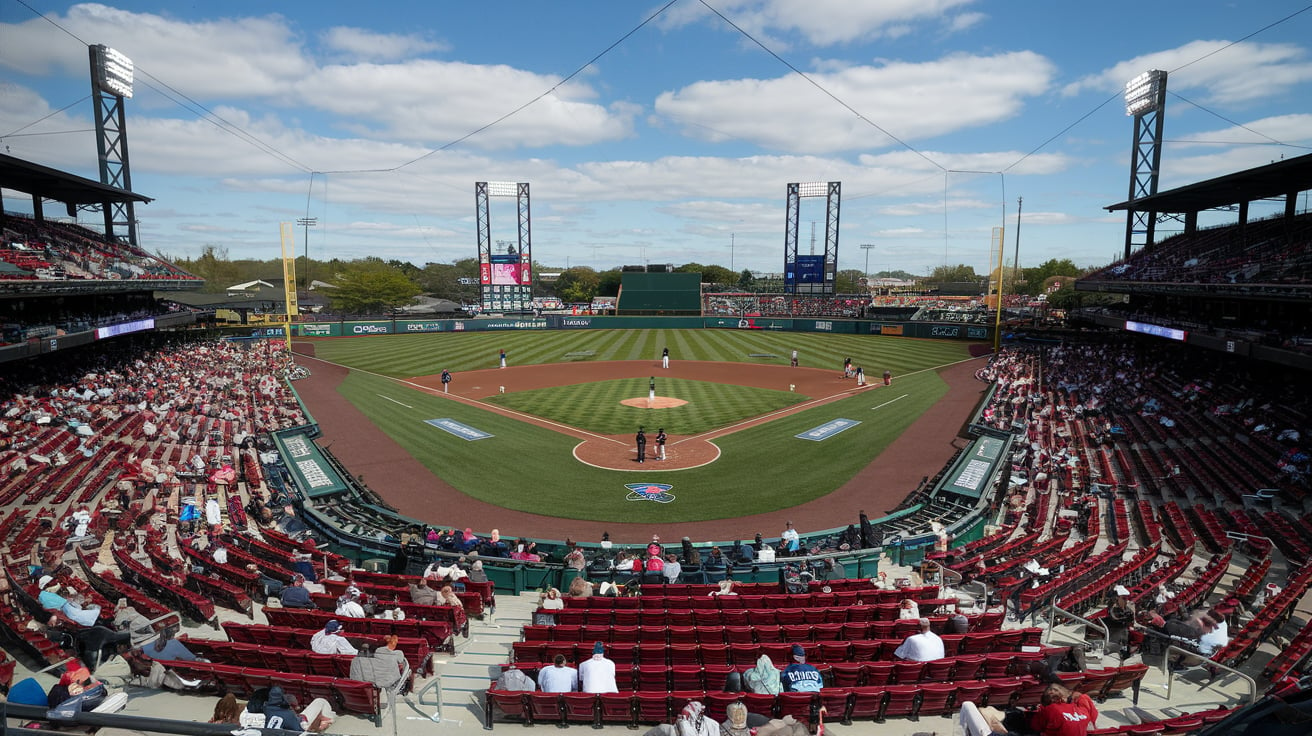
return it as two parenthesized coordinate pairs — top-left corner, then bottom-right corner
(621, 396), (687, 409)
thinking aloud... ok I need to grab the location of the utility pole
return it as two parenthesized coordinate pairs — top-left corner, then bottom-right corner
(730, 233), (735, 273)
(860, 244), (875, 291)
(296, 217), (317, 290)
(1013, 197), (1023, 296)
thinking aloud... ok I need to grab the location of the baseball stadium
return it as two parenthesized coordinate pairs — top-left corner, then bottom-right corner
(2, 5), (1312, 736)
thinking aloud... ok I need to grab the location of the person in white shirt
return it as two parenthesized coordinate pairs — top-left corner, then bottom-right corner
(893, 618), (945, 661)
(662, 554), (682, 584)
(310, 620), (358, 655)
(538, 655), (579, 693)
(897, 599), (920, 620)
(780, 521), (800, 554)
(578, 642), (618, 693)
(336, 590), (366, 619)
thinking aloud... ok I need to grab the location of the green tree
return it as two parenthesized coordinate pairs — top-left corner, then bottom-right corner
(926, 263), (979, 284)
(596, 268), (623, 297)
(181, 244), (241, 292)
(700, 264), (736, 286)
(737, 269), (756, 290)
(325, 260), (422, 314)
(555, 267), (600, 303)
(835, 268), (866, 293)
(1023, 258), (1084, 296)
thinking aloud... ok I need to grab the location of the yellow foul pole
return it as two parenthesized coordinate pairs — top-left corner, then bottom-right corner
(279, 222), (299, 353)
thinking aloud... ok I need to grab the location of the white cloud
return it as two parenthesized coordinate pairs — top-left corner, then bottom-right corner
(321, 27), (446, 62)
(1167, 113), (1312, 149)
(655, 52), (1055, 154)
(946, 12), (986, 33)
(1061, 40), (1312, 106)
(660, 0), (977, 46)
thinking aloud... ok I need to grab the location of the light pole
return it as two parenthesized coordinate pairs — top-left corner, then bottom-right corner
(730, 233), (735, 274)
(860, 244), (875, 291)
(296, 217), (317, 290)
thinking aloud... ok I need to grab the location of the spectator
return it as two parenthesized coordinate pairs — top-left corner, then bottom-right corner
(1198, 610), (1230, 657)
(494, 664), (536, 691)
(647, 535), (663, 557)
(438, 585), (462, 608)
(743, 654), (782, 695)
(210, 693), (244, 724)
(779, 644), (822, 692)
(263, 686), (336, 733)
(564, 547), (587, 571)
(780, 521), (800, 555)
(142, 629), (197, 661)
(539, 587), (565, 610)
(898, 598), (920, 620)
(579, 641), (618, 693)
(280, 573), (315, 609)
(349, 642), (409, 702)
(409, 578), (441, 607)
(309, 620), (357, 656)
(1106, 585), (1136, 656)
(1029, 683), (1097, 736)
(38, 576), (102, 627)
(335, 588), (367, 618)
(663, 553), (682, 583)
(644, 552), (665, 583)
(46, 664), (104, 710)
(948, 612), (970, 635)
(567, 577), (593, 597)
(894, 618), (945, 661)
(538, 654), (579, 693)
(467, 558), (488, 584)
(711, 579), (738, 597)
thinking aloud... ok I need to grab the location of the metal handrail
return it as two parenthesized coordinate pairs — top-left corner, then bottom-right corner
(412, 674), (443, 725)
(1163, 644), (1257, 705)
(1045, 603), (1109, 646)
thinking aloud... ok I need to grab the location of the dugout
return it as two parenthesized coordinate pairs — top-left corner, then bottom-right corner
(616, 271), (702, 316)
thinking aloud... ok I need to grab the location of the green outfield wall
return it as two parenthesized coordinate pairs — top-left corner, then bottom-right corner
(294, 315), (992, 341)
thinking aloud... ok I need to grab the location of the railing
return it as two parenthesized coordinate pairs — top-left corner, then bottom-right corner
(1044, 603), (1109, 646)
(1163, 644), (1257, 706)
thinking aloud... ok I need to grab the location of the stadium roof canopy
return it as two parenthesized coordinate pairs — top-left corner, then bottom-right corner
(1105, 152), (1312, 214)
(0, 153), (151, 206)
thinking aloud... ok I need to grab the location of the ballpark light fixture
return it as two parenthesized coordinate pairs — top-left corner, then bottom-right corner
(1124, 69), (1165, 116)
(795, 181), (830, 198)
(485, 181), (519, 197)
(92, 44), (134, 99)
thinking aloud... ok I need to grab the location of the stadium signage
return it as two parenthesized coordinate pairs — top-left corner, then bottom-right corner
(352, 324), (390, 334)
(967, 327), (988, 339)
(1125, 320), (1187, 341)
(813, 321), (833, 331)
(405, 322), (443, 332)
(562, 318), (592, 328)
(272, 431), (348, 497)
(95, 318), (155, 339)
(930, 325), (960, 338)
(300, 324), (334, 336)
(795, 418), (861, 441)
(481, 320), (547, 330)
(624, 483), (676, 504)
(424, 418), (494, 441)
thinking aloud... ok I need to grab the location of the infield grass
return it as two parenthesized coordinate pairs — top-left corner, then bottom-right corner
(483, 377), (808, 435)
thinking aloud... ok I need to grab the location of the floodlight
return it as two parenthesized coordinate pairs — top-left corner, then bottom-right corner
(1124, 69), (1165, 116)
(796, 181), (829, 198)
(485, 181), (518, 197)
(92, 44), (134, 98)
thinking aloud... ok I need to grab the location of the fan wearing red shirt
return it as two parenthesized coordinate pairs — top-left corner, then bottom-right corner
(1030, 684), (1098, 736)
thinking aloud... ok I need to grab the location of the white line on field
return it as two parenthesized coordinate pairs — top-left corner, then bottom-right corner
(376, 394), (413, 409)
(871, 394), (909, 411)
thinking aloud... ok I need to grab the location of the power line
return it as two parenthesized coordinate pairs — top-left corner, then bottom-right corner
(697, 0), (945, 172)
(1166, 91), (1308, 149)
(1, 95), (90, 137)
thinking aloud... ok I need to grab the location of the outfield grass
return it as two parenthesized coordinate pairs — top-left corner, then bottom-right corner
(483, 377), (809, 435)
(321, 328), (977, 523)
(310, 328), (970, 380)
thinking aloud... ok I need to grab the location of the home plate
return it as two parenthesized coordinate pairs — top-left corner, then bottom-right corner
(621, 396), (687, 408)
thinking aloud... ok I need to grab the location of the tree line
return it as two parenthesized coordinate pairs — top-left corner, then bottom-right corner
(166, 245), (1095, 313)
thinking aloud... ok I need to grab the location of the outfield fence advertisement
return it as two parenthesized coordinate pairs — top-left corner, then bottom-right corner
(294, 315), (990, 341)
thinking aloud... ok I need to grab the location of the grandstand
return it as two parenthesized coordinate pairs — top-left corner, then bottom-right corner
(0, 152), (1309, 736)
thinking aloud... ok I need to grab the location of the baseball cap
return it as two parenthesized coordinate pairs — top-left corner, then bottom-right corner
(325, 620), (342, 633)
(791, 644), (806, 660)
(1114, 585), (1131, 596)
(38, 575), (54, 589)
(593, 641), (605, 655)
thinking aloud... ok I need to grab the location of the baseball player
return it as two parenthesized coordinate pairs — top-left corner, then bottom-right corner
(655, 428), (667, 460)
(661, 347), (670, 369)
(635, 427), (647, 464)
(499, 349), (507, 369)
(791, 349), (799, 367)
(440, 369), (452, 393)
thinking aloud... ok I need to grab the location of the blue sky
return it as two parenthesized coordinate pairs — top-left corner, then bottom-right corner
(2, 1), (1311, 276)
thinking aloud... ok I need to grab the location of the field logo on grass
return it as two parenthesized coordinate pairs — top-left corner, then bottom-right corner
(624, 483), (676, 504)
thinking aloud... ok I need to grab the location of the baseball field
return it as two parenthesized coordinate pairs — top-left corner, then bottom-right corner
(294, 328), (987, 534)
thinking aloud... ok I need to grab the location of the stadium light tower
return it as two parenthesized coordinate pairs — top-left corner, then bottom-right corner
(89, 44), (138, 246)
(860, 244), (875, 287)
(297, 217), (317, 289)
(1123, 69), (1168, 259)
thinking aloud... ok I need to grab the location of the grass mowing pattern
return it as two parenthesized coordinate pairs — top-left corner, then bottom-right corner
(484, 378), (809, 435)
(338, 367), (950, 523)
(311, 328), (971, 380)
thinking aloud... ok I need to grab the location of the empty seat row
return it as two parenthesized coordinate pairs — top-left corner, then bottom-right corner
(539, 602), (980, 628)
(521, 622), (1032, 647)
